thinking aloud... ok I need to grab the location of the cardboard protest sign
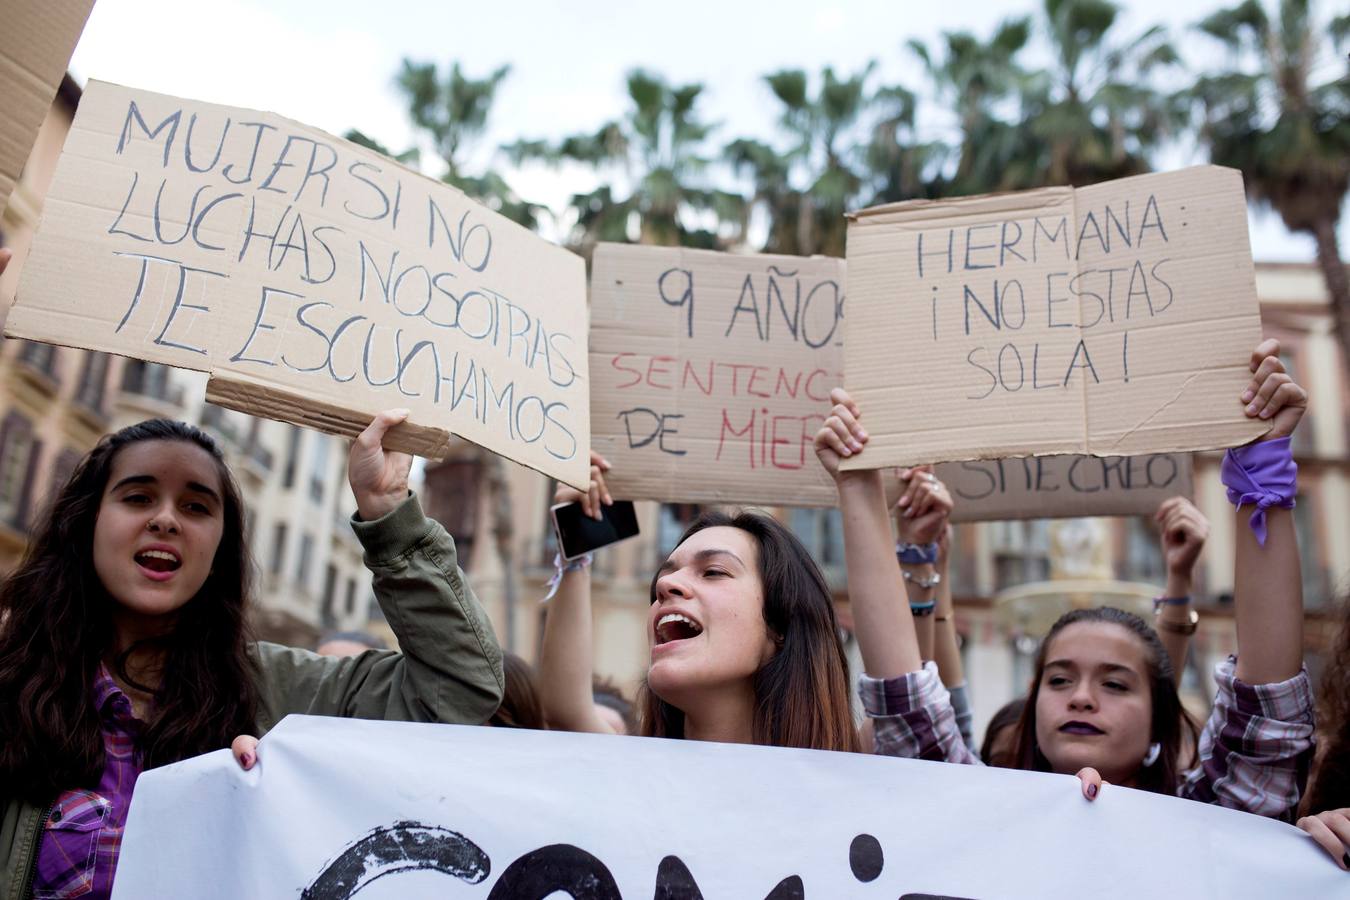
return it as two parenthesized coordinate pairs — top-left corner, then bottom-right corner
(111, 715), (1340, 899)
(843, 166), (1266, 470)
(5, 80), (590, 488)
(0, 0), (95, 214)
(937, 452), (1193, 523)
(590, 243), (844, 506)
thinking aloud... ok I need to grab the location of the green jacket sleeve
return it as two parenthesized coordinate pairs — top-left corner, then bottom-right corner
(251, 492), (504, 733)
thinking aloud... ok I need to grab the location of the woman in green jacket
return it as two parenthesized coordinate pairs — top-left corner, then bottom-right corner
(0, 409), (504, 899)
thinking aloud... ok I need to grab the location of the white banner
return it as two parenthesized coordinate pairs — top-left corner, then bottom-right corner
(112, 716), (1338, 899)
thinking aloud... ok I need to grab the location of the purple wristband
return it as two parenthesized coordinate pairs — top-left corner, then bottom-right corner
(1220, 436), (1297, 546)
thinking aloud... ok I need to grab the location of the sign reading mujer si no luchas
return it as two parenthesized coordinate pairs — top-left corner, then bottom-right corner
(5, 80), (590, 489)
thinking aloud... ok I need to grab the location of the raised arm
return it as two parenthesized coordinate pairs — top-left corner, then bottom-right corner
(1178, 340), (1315, 818)
(253, 411), (505, 729)
(817, 390), (975, 765)
(1231, 339), (1306, 685)
(816, 390), (922, 679)
(1152, 497), (1208, 679)
(537, 453), (621, 734)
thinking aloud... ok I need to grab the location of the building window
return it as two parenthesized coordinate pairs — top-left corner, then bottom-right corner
(1120, 517), (1165, 585)
(787, 507), (845, 586)
(991, 520), (1051, 592)
(0, 413), (40, 528)
(282, 426), (302, 489)
(656, 504), (702, 561)
(309, 437), (329, 505)
(121, 360), (171, 400)
(74, 352), (111, 414)
(18, 341), (58, 380)
(320, 563), (339, 628)
(296, 533), (314, 586)
(270, 522), (288, 575)
(345, 577), (358, 616)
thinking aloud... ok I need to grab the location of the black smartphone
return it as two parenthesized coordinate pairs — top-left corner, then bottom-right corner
(550, 500), (640, 561)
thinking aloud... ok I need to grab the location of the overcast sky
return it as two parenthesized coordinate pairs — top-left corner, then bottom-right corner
(68, 0), (1348, 260)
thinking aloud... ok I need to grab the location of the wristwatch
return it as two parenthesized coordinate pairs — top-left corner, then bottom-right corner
(1155, 609), (1199, 635)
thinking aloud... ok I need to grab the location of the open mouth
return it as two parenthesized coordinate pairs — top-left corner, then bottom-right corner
(655, 613), (704, 645)
(1059, 721), (1105, 736)
(135, 549), (182, 574)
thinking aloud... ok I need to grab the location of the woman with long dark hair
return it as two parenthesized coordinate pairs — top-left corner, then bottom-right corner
(818, 338), (1315, 821)
(0, 410), (504, 899)
(535, 459), (858, 751)
(1297, 594), (1350, 868)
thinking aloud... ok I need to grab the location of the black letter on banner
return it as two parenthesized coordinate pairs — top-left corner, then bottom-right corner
(485, 844), (621, 899)
(300, 821), (489, 899)
(654, 855), (706, 899)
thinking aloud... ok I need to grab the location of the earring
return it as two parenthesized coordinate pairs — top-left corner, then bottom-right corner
(1143, 742), (1162, 767)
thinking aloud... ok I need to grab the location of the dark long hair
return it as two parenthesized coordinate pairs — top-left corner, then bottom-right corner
(1012, 607), (1199, 794)
(637, 511), (859, 753)
(980, 696), (1026, 768)
(489, 652), (545, 730)
(1305, 594), (1350, 814)
(0, 419), (260, 803)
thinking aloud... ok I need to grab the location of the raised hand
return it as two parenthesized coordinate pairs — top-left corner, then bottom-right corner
(348, 409), (415, 520)
(814, 388), (869, 480)
(1242, 339), (1307, 441)
(895, 466), (953, 546)
(1156, 497), (1208, 582)
(554, 451), (612, 520)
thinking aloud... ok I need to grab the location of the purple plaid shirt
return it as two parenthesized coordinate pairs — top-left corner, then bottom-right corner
(861, 656), (1315, 821)
(32, 667), (143, 900)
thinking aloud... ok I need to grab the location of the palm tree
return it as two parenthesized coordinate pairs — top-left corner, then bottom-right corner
(1189, 0), (1350, 365)
(907, 18), (1032, 196)
(865, 82), (944, 206)
(758, 65), (881, 257)
(395, 60), (544, 229)
(508, 70), (739, 251)
(1016, 0), (1183, 188)
(724, 137), (802, 254)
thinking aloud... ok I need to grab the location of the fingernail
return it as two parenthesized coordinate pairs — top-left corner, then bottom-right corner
(393, 408), (410, 419)
(1241, 390), (1253, 403)
(1087, 784), (1097, 799)
(898, 496), (910, 506)
(243, 752), (254, 768)
(1246, 404), (1258, 414)
(1259, 409), (1272, 419)
(840, 446), (852, 456)
(858, 429), (869, 440)
(849, 440), (863, 453)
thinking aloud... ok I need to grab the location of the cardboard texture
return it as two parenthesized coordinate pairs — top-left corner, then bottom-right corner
(6, 80), (590, 488)
(590, 243), (844, 506)
(935, 452), (1193, 523)
(843, 166), (1267, 470)
(0, 0), (95, 214)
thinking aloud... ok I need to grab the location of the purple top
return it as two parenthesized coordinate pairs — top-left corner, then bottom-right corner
(32, 666), (144, 900)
